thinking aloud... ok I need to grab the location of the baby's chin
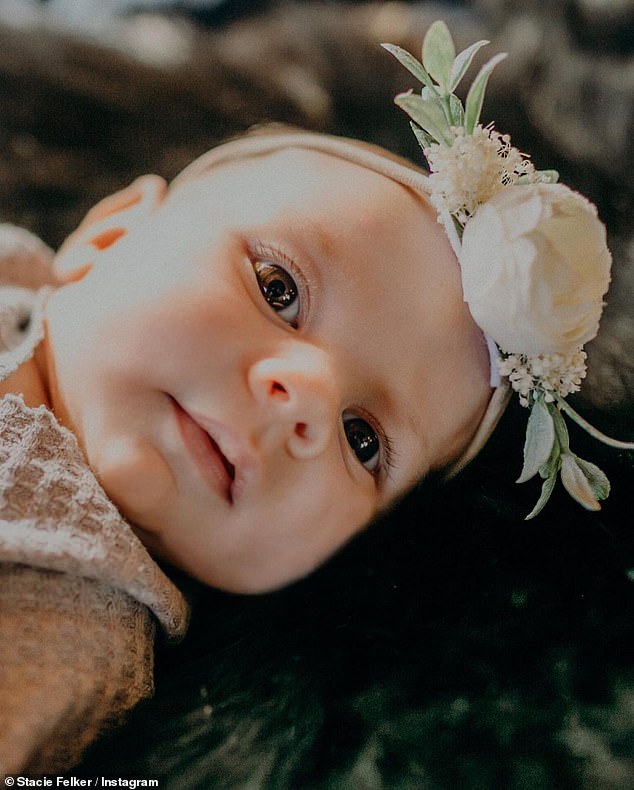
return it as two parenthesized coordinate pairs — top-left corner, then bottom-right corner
(92, 435), (177, 532)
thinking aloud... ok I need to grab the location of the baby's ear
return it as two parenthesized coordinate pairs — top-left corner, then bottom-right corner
(54, 174), (167, 282)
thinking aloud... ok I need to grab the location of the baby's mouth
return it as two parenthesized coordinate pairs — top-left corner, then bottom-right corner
(171, 397), (237, 503)
(208, 433), (236, 483)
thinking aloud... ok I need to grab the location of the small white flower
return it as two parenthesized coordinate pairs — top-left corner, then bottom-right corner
(499, 349), (588, 406)
(426, 125), (535, 224)
(497, 353), (520, 378)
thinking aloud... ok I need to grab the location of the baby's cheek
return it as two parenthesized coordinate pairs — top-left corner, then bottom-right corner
(93, 436), (176, 529)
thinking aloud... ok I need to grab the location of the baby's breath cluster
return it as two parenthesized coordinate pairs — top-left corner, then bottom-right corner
(426, 125), (535, 225)
(498, 350), (587, 407)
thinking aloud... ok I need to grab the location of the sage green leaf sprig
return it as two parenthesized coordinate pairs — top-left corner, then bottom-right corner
(382, 22), (557, 237)
(517, 392), (633, 519)
(382, 20), (502, 148)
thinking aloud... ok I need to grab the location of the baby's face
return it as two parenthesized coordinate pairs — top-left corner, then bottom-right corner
(45, 148), (491, 592)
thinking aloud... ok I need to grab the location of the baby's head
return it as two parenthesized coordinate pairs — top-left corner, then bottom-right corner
(43, 129), (498, 592)
(42, 25), (620, 593)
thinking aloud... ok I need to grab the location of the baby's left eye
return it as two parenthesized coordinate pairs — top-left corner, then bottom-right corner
(253, 260), (300, 327)
(343, 412), (381, 474)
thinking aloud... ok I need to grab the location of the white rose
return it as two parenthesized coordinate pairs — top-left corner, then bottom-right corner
(459, 183), (612, 355)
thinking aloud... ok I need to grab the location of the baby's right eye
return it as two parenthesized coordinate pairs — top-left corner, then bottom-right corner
(253, 260), (300, 327)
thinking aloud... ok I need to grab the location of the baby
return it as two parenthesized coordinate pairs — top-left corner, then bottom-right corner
(0, 127), (502, 772)
(1, 121), (623, 595)
(30, 131), (495, 594)
(1, 23), (627, 774)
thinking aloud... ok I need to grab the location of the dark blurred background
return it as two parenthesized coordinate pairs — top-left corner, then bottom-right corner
(1, 1), (633, 787)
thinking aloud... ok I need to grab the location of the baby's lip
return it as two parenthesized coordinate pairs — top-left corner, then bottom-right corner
(172, 399), (255, 504)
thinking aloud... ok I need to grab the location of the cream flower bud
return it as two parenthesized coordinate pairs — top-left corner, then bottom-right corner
(459, 183), (612, 355)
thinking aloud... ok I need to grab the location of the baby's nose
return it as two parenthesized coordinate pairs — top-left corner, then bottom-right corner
(247, 345), (338, 460)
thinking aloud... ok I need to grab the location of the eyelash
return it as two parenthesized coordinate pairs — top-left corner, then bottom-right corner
(248, 241), (396, 482)
(249, 241), (307, 329)
(348, 408), (396, 481)
(380, 431), (396, 479)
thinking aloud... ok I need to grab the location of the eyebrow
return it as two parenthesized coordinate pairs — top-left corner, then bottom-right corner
(284, 214), (337, 270)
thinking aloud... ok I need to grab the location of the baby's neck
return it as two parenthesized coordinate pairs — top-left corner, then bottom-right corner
(0, 341), (51, 410)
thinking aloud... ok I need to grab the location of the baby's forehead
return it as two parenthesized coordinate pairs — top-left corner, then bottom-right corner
(169, 154), (426, 270)
(172, 144), (400, 189)
(168, 132), (432, 209)
(165, 145), (432, 243)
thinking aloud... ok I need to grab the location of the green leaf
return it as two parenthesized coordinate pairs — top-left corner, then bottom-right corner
(560, 453), (601, 511)
(448, 93), (464, 126)
(537, 169), (559, 184)
(574, 456), (611, 501)
(420, 86), (462, 126)
(539, 432), (561, 480)
(554, 393), (634, 450)
(420, 86), (438, 101)
(449, 39), (489, 92)
(525, 472), (558, 520)
(381, 43), (435, 91)
(422, 21), (456, 94)
(464, 52), (507, 132)
(395, 92), (453, 145)
(410, 122), (435, 150)
(551, 405), (570, 453)
(517, 397), (556, 484)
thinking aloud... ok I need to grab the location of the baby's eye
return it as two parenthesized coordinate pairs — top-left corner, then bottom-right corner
(343, 412), (381, 474)
(253, 260), (300, 326)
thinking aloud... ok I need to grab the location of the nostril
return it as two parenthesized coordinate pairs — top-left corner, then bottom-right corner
(90, 227), (126, 250)
(295, 422), (308, 438)
(269, 380), (288, 399)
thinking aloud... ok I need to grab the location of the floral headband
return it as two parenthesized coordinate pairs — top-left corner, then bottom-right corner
(172, 32), (631, 516)
(384, 21), (634, 517)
